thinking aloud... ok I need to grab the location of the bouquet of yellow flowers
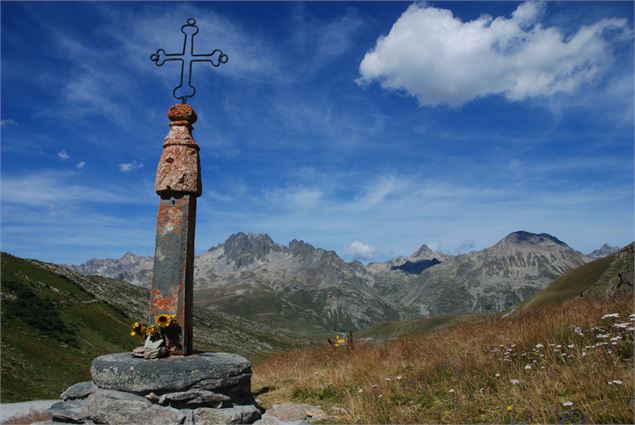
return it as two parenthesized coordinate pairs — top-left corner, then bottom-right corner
(130, 314), (177, 341)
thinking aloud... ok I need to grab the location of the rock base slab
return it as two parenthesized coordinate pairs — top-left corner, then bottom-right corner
(49, 352), (261, 425)
(91, 352), (252, 403)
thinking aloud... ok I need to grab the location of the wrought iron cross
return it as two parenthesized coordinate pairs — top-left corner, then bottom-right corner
(151, 18), (228, 104)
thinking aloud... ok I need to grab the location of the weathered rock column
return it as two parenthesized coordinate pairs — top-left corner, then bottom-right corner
(150, 103), (201, 355)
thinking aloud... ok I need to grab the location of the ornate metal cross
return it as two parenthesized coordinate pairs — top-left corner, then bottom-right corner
(151, 18), (228, 104)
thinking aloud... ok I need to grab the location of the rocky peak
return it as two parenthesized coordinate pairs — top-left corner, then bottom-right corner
(223, 232), (282, 267)
(412, 244), (434, 258)
(121, 252), (146, 264)
(497, 231), (568, 249)
(288, 239), (316, 258)
(411, 244), (450, 261)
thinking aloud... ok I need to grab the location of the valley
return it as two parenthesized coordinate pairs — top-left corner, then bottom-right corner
(1, 232), (631, 404)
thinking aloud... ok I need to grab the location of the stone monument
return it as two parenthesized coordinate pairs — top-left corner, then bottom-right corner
(47, 18), (263, 425)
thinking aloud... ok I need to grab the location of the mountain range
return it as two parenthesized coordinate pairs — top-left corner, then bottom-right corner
(70, 231), (610, 331)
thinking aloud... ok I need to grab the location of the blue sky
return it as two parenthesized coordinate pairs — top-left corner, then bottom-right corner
(1, 1), (633, 264)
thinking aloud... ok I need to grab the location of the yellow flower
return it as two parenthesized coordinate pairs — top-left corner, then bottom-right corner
(130, 321), (145, 337)
(145, 325), (157, 336)
(155, 314), (173, 328)
(506, 405), (513, 412)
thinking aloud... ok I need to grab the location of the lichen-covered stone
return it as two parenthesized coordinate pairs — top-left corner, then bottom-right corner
(60, 380), (97, 400)
(47, 400), (88, 423)
(159, 389), (231, 408)
(193, 405), (261, 425)
(168, 104), (197, 124)
(91, 352), (252, 397)
(86, 389), (186, 424)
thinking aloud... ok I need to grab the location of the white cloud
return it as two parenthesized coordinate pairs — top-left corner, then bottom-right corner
(118, 161), (144, 173)
(265, 186), (323, 209)
(0, 118), (17, 127)
(58, 150), (70, 160)
(357, 175), (403, 208)
(358, 1), (631, 106)
(76, 161), (86, 169)
(347, 241), (375, 259)
(0, 171), (152, 207)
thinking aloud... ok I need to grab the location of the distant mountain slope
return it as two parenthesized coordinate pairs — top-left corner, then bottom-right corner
(71, 252), (153, 288)
(363, 244), (448, 310)
(193, 233), (400, 331)
(0, 252), (319, 402)
(515, 242), (633, 312)
(394, 231), (590, 317)
(587, 243), (621, 259)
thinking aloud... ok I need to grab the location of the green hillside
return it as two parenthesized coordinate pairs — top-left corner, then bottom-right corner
(517, 243), (633, 312)
(1, 253), (136, 402)
(517, 254), (615, 310)
(0, 253), (321, 402)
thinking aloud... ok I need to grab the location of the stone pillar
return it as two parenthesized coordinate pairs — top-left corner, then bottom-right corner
(149, 104), (201, 355)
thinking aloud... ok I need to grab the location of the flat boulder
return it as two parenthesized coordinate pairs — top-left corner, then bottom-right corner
(91, 352), (251, 396)
(47, 400), (88, 424)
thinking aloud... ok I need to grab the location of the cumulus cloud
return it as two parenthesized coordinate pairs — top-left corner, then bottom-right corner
(57, 150), (70, 160)
(347, 241), (375, 259)
(358, 1), (631, 106)
(118, 160), (144, 173)
(76, 161), (86, 169)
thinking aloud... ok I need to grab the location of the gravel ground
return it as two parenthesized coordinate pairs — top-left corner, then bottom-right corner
(0, 400), (58, 424)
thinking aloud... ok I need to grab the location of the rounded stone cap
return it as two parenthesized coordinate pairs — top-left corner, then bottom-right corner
(168, 104), (197, 125)
(91, 352), (251, 394)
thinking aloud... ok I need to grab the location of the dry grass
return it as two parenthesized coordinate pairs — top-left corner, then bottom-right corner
(253, 297), (635, 424)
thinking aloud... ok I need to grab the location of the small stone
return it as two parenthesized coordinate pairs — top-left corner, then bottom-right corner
(133, 346), (145, 354)
(47, 400), (88, 423)
(146, 392), (160, 402)
(305, 406), (327, 420)
(263, 402), (316, 422)
(193, 405), (261, 425)
(159, 389), (231, 408)
(144, 336), (165, 350)
(60, 381), (97, 400)
(144, 346), (168, 359)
